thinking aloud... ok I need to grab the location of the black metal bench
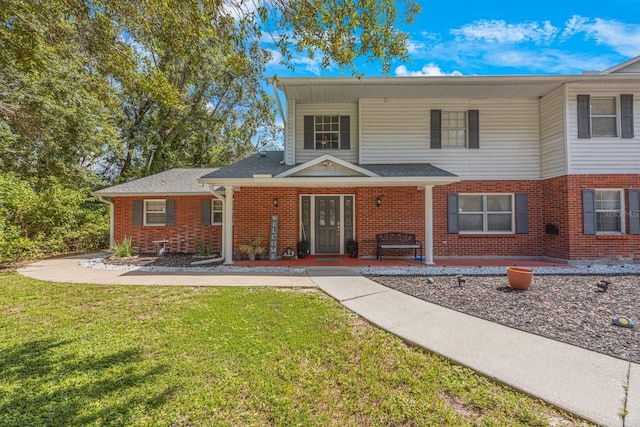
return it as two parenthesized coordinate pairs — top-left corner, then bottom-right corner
(376, 233), (423, 261)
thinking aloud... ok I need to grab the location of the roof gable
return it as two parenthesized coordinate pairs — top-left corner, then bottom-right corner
(600, 55), (640, 74)
(276, 154), (379, 178)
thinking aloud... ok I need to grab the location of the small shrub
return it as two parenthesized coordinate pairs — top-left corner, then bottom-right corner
(112, 237), (135, 258)
(195, 239), (213, 256)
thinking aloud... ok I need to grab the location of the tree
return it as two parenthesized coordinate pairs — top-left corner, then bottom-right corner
(1, 0), (420, 186)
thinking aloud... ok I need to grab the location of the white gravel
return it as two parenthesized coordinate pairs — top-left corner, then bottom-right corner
(81, 256), (640, 276)
(80, 256), (306, 275)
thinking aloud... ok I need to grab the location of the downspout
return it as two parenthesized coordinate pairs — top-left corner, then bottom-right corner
(191, 185), (226, 265)
(272, 80), (286, 129)
(97, 196), (115, 250)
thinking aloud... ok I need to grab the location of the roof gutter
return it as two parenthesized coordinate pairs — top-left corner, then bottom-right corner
(198, 176), (461, 188)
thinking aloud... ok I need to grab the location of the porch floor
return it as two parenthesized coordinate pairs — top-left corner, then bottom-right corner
(232, 256), (567, 268)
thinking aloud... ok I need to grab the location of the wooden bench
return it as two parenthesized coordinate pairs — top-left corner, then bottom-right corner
(376, 233), (423, 261)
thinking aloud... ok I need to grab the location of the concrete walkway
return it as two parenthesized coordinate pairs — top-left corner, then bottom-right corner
(17, 256), (639, 426)
(307, 267), (639, 427)
(18, 253), (315, 287)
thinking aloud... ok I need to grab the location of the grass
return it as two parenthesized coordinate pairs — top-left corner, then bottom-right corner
(0, 273), (588, 426)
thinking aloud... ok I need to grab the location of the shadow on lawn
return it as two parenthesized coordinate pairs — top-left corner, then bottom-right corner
(0, 338), (173, 426)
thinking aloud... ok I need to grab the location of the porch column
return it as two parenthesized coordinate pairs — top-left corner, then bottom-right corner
(424, 185), (434, 264)
(224, 185), (234, 264)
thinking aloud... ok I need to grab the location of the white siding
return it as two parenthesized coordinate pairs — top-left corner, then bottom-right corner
(566, 83), (640, 174)
(295, 103), (358, 164)
(359, 98), (541, 179)
(539, 86), (567, 178)
(285, 99), (295, 165)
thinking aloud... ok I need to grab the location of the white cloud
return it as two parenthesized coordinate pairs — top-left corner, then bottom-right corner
(395, 64), (463, 76)
(482, 49), (613, 74)
(406, 40), (426, 55)
(266, 49), (283, 67)
(561, 15), (640, 57)
(451, 20), (558, 44)
(291, 55), (328, 76)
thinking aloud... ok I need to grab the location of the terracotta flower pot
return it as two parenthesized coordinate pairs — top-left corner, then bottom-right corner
(506, 267), (534, 290)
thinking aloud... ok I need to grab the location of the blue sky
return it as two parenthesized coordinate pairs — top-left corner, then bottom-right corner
(263, 0), (640, 77)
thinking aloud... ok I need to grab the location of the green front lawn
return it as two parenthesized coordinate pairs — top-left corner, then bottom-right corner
(0, 273), (586, 426)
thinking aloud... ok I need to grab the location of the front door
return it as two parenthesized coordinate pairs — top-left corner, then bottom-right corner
(315, 196), (340, 253)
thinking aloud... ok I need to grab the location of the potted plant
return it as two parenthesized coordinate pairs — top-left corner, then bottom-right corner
(297, 239), (310, 259)
(506, 267), (534, 290)
(346, 238), (358, 258)
(239, 237), (265, 261)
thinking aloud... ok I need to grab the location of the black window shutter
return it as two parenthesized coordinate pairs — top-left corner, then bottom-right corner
(577, 95), (591, 139)
(629, 189), (640, 234)
(303, 115), (314, 149)
(166, 200), (175, 225)
(340, 116), (350, 149)
(468, 110), (480, 149)
(201, 199), (212, 225)
(430, 110), (441, 149)
(133, 200), (143, 226)
(515, 193), (529, 233)
(582, 189), (596, 235)
(621, 94), (634, 139)
(447, 193), (459, 233)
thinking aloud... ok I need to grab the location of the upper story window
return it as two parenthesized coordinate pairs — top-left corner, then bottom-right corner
(442, 111), (467, 147)
(458, 194), (513, 233)
(577, 94), (634, 139)
(591, 97), (617, 137)
(303, 115), (350, 150)
(315, 115), (340, 149)
(430, 109), (479, 149)
(144, 200), (166, 226)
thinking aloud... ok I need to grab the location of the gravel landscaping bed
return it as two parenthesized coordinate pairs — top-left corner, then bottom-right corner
(370, 274), (640, 363)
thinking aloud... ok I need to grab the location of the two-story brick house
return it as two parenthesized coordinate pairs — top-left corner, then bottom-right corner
(94, 56), (640, 265)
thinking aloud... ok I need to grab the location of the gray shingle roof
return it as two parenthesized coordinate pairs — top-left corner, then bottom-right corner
(200, 151), (295, 179)
(364, 163), (457, 177)
(200, 151), (456, 179)
(93, 168), (218, 196)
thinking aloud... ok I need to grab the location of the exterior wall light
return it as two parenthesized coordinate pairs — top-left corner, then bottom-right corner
(376, 196), (382, 207)
(273, 198), (278, 208)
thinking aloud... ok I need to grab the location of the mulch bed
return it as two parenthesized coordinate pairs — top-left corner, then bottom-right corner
(370, 275), (640, 363)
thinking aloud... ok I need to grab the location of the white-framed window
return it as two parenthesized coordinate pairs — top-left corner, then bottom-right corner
(591, 97), (618, 137)
(458, 194), (514, 233)
(315, 115), (340, 149)
(442, 111), (467, 147)
(212, 199), (223, 225)
(144, 200), (166, 226)
(595, 189), (624, 233)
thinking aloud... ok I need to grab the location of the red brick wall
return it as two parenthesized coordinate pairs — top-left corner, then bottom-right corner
(113, 196), (222, 254)
(544, 175), (640, 261)
(111, 175), (640, 261)
(232, 187), (425, 258)
(433, 181), (544, 257)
